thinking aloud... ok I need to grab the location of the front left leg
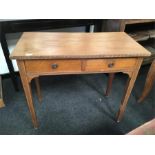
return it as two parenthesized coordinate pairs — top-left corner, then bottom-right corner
(17, 60), (39, 128)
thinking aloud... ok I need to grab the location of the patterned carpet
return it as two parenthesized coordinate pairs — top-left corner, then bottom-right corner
(0, 65), (155, 134)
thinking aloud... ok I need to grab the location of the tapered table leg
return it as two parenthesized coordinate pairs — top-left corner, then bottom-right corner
(138, 60), (155, 103)
(105, 73), (115, 96)
(117, 59), (143, 122)
(34, 77), (42, 103)
(17, 61), (38, 128)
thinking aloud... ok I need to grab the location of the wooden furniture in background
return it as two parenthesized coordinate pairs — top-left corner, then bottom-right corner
(0, 76), (5, 108)
(10, 32), (150, 128)
(120, 20), (155, 65)
(0, 19), (103, 91)
(103, 19), (155, 95)
(138, 59), (155, 103)
(104, 19), (155, 65)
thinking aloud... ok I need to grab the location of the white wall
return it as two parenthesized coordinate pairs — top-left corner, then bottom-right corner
(0, 26), (94, 75)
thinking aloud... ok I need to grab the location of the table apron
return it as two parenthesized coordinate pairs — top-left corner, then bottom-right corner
(23, 58), (138, 81)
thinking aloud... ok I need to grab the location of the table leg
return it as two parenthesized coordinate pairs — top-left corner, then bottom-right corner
(17, 61), (38, 128)
(34, 77), (42, 103)
(105, 73), (115, 96)
(138, 60), (155, 103)
(117, 59), (143, 122)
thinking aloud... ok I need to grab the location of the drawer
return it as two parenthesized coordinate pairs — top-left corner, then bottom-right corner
(84, 58), (137, 72)
(25, 60), (82, 73)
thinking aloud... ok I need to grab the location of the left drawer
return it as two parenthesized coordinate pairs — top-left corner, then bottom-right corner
(25, 60), (82, 74)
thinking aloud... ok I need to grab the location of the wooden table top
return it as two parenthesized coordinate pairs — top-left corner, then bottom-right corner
(10, 32), (151, 60)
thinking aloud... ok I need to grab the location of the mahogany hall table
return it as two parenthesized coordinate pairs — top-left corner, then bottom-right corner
(10, 32), (150, 128)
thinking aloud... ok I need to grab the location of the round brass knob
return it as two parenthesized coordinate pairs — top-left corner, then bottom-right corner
(108, 63), (114, 68)
(51, 63), (58, 69)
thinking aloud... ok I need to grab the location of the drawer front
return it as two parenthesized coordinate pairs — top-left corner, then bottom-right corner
(84, 58), (137, 72)
(25, 60), (81, 73)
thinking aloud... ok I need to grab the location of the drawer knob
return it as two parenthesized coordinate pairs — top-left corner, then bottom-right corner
(51, 63), (58, 69)
(108, 63), (114, 68)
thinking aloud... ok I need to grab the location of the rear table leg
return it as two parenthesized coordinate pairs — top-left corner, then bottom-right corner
(35, 77), (42, 103)
(105, 73), (115, 96)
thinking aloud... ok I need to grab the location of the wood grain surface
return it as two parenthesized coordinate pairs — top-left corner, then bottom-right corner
(10, 32), (151, 60)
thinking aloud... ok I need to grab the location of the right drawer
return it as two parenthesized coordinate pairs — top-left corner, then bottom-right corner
(84, 58), (137, 72)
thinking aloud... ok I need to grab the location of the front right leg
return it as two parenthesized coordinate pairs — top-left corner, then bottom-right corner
(17, 60), (38, 128)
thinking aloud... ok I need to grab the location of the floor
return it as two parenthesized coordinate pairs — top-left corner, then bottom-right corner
(0, 65), (155, 135)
